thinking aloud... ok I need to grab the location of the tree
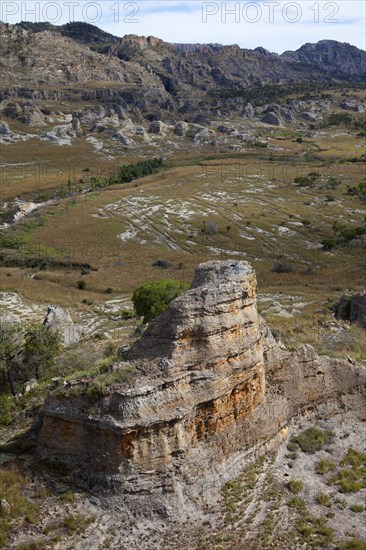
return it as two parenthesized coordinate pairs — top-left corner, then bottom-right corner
(0, 323), (23, 396)
(0, 322), (60, 396)
(132, 279), (189, 323)
(23, 324), (60, 379)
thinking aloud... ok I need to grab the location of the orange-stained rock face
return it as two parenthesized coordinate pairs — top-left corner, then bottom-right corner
(36, 261), (366, 503)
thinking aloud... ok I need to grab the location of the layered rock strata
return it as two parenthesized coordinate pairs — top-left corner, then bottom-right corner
(36, 261), (366, 507)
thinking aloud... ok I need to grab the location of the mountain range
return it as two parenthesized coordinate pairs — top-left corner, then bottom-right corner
(1, 21), (365, 123)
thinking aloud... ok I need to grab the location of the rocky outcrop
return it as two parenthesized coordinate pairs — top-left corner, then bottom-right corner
(335, 292), (366, 328)
(36, 261), (366, 511)
(0, 121), (11, 135)
(262, 112), (282, 126)
(148, 120), (168, 134)
(43, 305), (82, 345)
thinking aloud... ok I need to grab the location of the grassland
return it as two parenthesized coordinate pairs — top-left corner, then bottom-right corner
(1, 102), (365, 366)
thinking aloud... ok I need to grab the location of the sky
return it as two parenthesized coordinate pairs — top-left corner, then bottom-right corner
(1, 1), (365, 53)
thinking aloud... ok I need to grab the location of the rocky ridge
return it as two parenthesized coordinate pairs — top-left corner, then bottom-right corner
(1, 22), (365, 133)
(36, 261), (366, 513)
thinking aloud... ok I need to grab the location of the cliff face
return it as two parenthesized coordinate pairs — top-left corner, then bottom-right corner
(36, 261), (366, 507)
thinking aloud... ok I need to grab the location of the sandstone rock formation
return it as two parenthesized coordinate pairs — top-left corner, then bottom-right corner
(262, 112), (282, 126)
(335, 292), (366, 328)
(36, 261), (366, 511)
(43, 305), (82, 346)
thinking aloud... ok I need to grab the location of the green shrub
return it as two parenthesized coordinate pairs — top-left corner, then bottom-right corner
(121, 309), (135, 320)
(317, 493), (332, 507)
(287, 496), (306, 511)
(350, 504), (364, 513)
(63, 513), (94, 533)
(0, 395), (15, 426)
(294, 176), (312, 186)
(321, 237), (337, 250)
(316, 458), (336, 474)
(341, 539), (366, 550)
(76, 280), (86, 290)
(288, 480), (303, 494)
(132, 279), (189, 323)
(0, 469), (39, 547)
(291, 427), (334, 453)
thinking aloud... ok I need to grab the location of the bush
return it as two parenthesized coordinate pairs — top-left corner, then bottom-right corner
(350, 504), (364, 513)
(0, 469), (39, 547)
(294, 176), (312, 187)
(321, 238), (337, 250)
(121, 309), (135, 320)
(0, 395), (15, 426)
(318, 493), (332, 507)
(132, 279), (189, 323)
(272, 261), (294, 273)
(316, 458), (336, 475)
(76, 280), (86, 290)
(64, 513), (94, 534)
(340, 539), (366, 550)
(291, 427), (334, 453)
(288, 480), (303, 494)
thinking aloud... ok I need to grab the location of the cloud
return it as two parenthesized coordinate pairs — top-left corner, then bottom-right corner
(1, 0), (365, 52)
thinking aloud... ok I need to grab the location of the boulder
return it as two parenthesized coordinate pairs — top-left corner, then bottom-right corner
(20, 105), (46, 126)
(174, 121), (189, 136)
(241, 103), (255, 119)
(340, 100), (364, 112)
(43, 305), (82, 346)
(301, 111), (318, 121)
(217, 125), (238, 135)
(148, 120), (168, 134)
(71, 116), (82, 134)
(0, 121), (11, 135)
(262, 112), (282, 126)
(2, 101), (23, 118)
(113, 131), (134, 147)
(335, 292), (366, 328)
(115, 104), (130, 120)
(24, 378), (38, 394)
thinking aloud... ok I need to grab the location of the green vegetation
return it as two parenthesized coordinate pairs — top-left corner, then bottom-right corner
(296, 515), (334, 546)
(223, 456), (266, 525)
(340, 539), (366, 550)
(288, 480), (303, 494)
(317, 492), (332, 507)
(328, 447), (366, 493)
(132, 279), (189, 323)
(0, 469), (39, 548)
(347, 181), (366, 201)
(63, 513), (95, 534)
(290, 427), (334, 453)
(0, 322), (60, 396)
(316, 458), (337, 475)
(350, 504), (364, 513)
(90, 158), (163, 189)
